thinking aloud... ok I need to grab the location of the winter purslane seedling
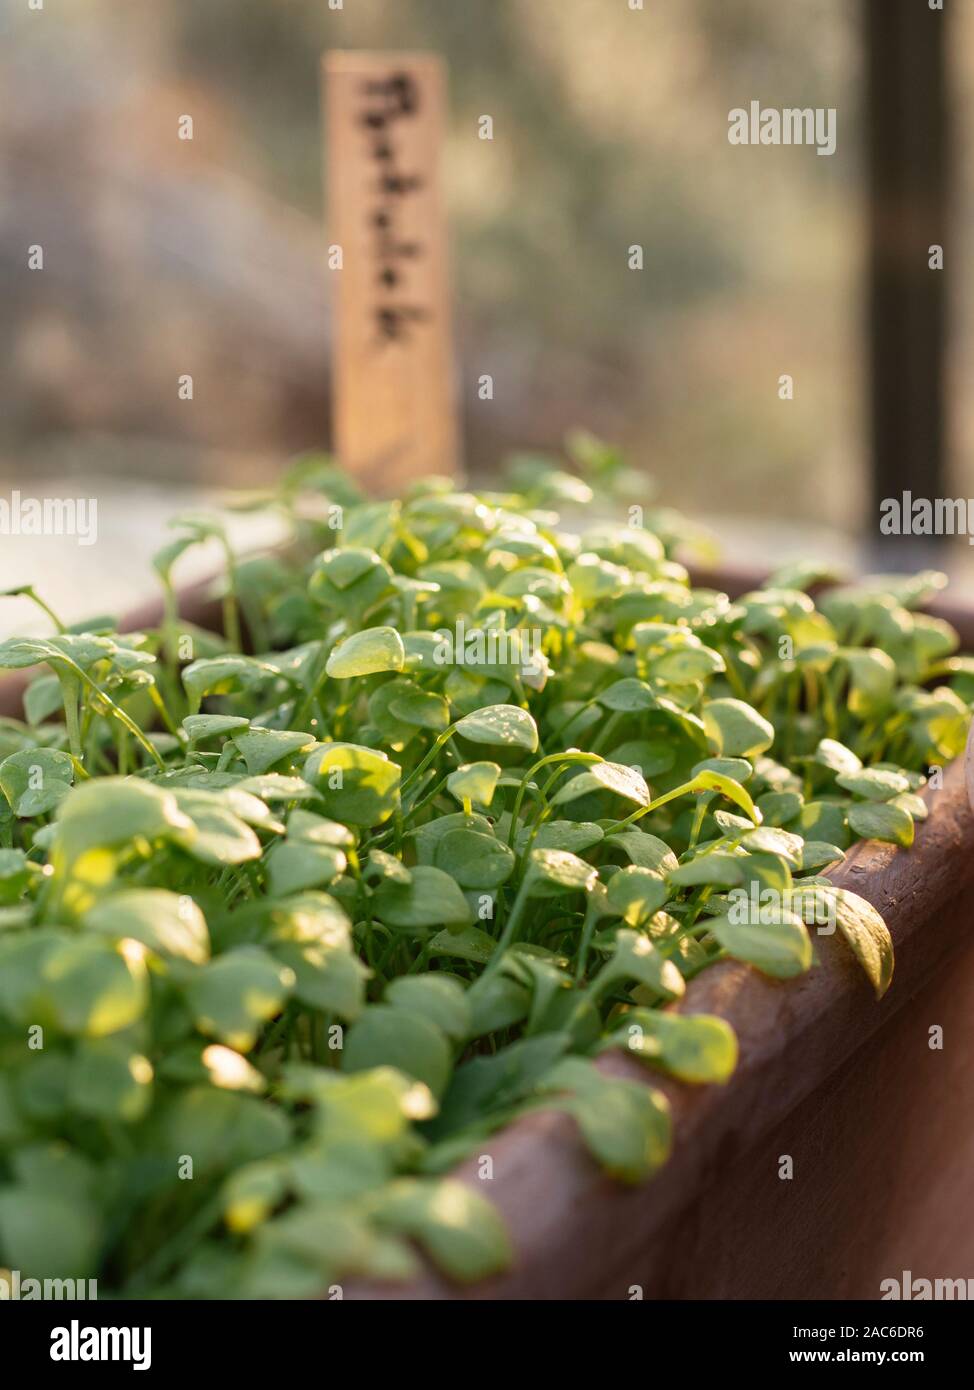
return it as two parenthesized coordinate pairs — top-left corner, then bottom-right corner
(0, 440), (971, 1296)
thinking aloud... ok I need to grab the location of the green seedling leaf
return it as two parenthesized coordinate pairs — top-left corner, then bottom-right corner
(653, 644), (725, 683)
(528, 820), (605, 854)
(363, 848), (412, 885)
(740, 826), (804, 867)
(266, 841), (346, 896)
(606, 866), (669, 926)
(161, 1042), (266, 1094)
(373, 865), (473, 931)
(799, 799), (850, 848)
(432, 1033), (571, 1135)
(836, 767), (912, 802)
(892, 791), (927, 821)
(343, 1006), (452, 1098)
(813, 738), (862, 776)
(842, 648), (897, 714)
(755, 789), (803, 826)
(386, 975), (471, 1041)
(608, 1009), (738, 1084)
(183, 714), (250, 745)
(0, 747), (74, 817)
(693, 756), (754, 783)
(454, 704), (539, 752)
(154, 1086), (291, 1178)
(689, 769), (760, 823)
(702, 698), (775, 758)
(825, 885), (894, 998)
(847, 800), (915, 847)
(0, 1189), (100, 1280)
(236, 774), (316, 803)
(187, 947), (294, 1051)
(464, 974), (530, 1036)
(55, 779), (192, 861)
(707, 908), (812, 978)
(0, 848), (31, 904)
(173, 790), (263, 865)
(596, 677), (656, 712)
(232, 729), (316, 776)
(304, 743), (401, 827)
(70, 1040), (154, 1122)
(262, 892), (353, 949)
(537, 1057), (671, 1183)
(446, 761), (501, 808)
(410, 811), (493, 864)
(369, 1178), (512, 1283)
(182, 656), (280, 714)
(41, 935), (149, 1038)
(325, 626), (405, 679)
(23, 674), (63, 727)
(388, 688), (451, 732)
(527, 847), (598, 898)
(310, 547), (394, 613)
(272, 941), (368, 1020)
(83, 889), (210, 964)
(286, 810), (355, 847)
(552, 760), (650, 808)
(605, 828), (679, 873)
(434, 828), (515, 890)
(799, 840), (845, 870)
(428, 925), (497, 965)
(668, 853), (745, 888)
(594, 928), (685, 1001)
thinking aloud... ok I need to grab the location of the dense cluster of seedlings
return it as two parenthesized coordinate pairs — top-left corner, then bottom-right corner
(0, 438), (970, 1296)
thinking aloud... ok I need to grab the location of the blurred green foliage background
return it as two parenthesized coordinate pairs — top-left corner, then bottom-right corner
(1, 0), (968, 538)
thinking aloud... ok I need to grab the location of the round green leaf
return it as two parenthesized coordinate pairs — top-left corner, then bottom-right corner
(386, 974), (471, 1041)
(847, 800), (915, 847)
(188, 947), (294, 1051)
(836, 767), (911, 802)
(606, 866), (668, 926)
(232, 729), (316, 776)
(55, 779), (192, 860)
(552, 760), (650, 809)
(373, 865), (473, 931)
(0, 747), (74, 817)
(173, 790), (263, 866)
(83, 889), (210, 964)
(70, 1040), (153, 1121)
(326, 626), (406, 679)
(703, 698), (775, 758)
(388, 689), (451, 731)
(454, 705), (539, 752)
(266, 841), (346, 897)
(369, 1178), (512, 1282)
(303, 743), (401, 827)
(343, 1006), (452, 1098)
(434, 829), (515, 890)
(446, 761), (501, 808)
(43, 936), (149, 1038)
(527, 847), (598, 897)
(614, 1010), (738, 1084)
(707, 909), (812, 978)
(272, 941), (367, 1020)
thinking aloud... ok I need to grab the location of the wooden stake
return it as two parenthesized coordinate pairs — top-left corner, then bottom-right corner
(323, 51), (458, 492)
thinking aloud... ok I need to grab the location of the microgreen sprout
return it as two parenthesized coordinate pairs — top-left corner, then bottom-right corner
(0, 442), (967, 1296)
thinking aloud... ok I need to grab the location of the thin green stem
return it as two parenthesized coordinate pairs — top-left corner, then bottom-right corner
(481, 876), (532, 980)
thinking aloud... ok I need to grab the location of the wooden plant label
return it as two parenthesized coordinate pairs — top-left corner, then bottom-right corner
(323, 51), (458, 492)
